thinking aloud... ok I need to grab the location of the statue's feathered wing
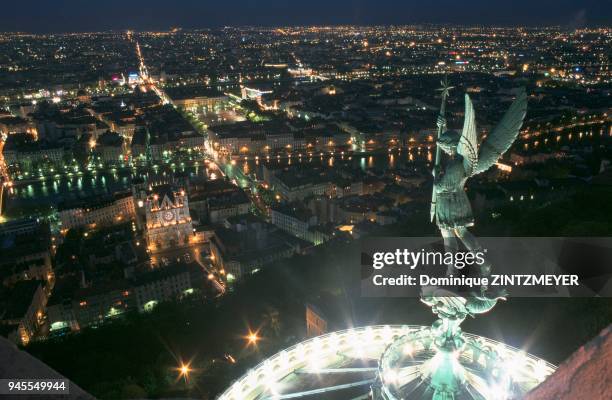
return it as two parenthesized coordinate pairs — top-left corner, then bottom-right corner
(457, 94), (479, 176)
(472, 89), (528, 175)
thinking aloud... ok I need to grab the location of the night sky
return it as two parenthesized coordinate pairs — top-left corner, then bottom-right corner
(2, 0), (610, 33)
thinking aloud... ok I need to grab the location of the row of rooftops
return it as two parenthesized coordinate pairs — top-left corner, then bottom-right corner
(209, 119), (351, 141)
(0, 258), (48, 282)
(275, 168), (331, 189)
(0, 217), (43, 237)
(302, 126), (350, 139)
(1, 92), (196, 153)
(131, 127), (200, 146)
(88, 91), (160, 114)
(207, 189), (250, 210)
(186, 177), (250, 210)
(29, 105), (105, 128)
(0, 280), (45, 320)
(3, 133), (63, 152)
(188, 178), (238, 198)
(272, 163), (365, 190)
(96, 130), (123, 147)
(47, 261), (201, 308)
(213, 214), (309, 264)
(57, 190), (132, 212)
(271, 203), (314, 222)
(0, 222), (51, 263)
(209, 120), (292, 139)
(141, 104), (194, 135)
(128, 104), (200, 146)
(0, 115), (29, 127)
(335, 193), (395, 213)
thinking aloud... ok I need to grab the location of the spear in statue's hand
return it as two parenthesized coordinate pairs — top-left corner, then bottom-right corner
(430, 76), (453, 222)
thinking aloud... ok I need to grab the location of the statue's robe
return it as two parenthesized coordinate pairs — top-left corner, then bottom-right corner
(434, 156), (473, 230)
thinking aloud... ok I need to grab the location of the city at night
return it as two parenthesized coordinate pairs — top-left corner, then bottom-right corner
(0, 1), (611, 399)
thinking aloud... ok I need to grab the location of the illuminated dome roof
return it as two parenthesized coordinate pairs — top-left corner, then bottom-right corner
(218, 325), (555, 400)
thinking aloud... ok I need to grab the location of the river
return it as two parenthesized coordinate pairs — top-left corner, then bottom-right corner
(3, 149), (432, 219)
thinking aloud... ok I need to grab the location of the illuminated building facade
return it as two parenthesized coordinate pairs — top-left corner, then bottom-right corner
(58, 192), (135, 230)
(144, 185), (193, 252)
(305, 303), (328, 337)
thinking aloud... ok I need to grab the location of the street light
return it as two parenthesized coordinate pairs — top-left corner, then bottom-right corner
(246, 330), (260, 346)
(177, 362), (192, 382)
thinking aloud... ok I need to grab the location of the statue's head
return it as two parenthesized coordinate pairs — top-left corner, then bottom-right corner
(437, 130), (460, 155)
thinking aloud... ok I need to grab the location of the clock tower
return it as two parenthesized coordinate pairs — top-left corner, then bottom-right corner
(144, 185), (193, 252)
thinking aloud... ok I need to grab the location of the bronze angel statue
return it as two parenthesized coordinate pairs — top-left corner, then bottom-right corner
(422, 80), (527, 331)
(432, 87), (528, 260)
(410, 81), (529, 400)
(423, 84), (528, 327)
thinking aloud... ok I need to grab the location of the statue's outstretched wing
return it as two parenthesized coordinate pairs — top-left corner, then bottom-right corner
(472, 89), (528, 176)
(457, 94), (478, 176)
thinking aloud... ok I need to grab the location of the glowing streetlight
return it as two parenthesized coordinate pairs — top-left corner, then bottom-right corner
(246, 330), (260, 346)
(177, 362), (192, 382)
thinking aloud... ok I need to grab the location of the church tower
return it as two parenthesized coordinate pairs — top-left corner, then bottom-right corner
(144, 185), (192, 252)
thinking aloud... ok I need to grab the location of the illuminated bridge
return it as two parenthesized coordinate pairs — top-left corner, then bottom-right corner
(218, 325), (555, 400)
